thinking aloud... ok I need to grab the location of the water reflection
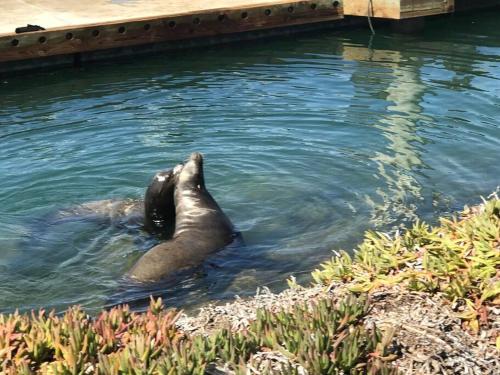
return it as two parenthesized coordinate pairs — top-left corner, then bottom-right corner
(345, 46), (427, 227)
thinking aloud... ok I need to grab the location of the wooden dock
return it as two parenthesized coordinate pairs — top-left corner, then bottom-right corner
(0, 0), (498, 73)
(345, 0), (454, 19)
(0, 0), (343, 72)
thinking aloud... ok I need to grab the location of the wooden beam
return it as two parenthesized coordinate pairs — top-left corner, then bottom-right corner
(0, 1), (343, 64)
(344, 0), (400, 19)
(400, 0), (454, 18)
(344, 0), (454, 19)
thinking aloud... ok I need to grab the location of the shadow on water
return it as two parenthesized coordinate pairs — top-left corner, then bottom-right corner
(0, 9), (499, 313)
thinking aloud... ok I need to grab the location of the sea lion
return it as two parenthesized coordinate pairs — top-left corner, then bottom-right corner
(143, 163), (183, 237)
(53, 164), (183, 236)
(128, 152), (236, 282)
(57, 199), (142, 223)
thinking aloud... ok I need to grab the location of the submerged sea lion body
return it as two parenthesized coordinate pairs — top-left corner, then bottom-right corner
(128, 152), (235, 282)
(58, 199), (142, 221)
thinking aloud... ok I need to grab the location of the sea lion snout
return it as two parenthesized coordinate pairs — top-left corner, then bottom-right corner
(154, 162), (183, 185)
(189, 152), (203, 163)
(179, 152), (205, 188)
(154, 170), (171, 183)
(184, 152), (203, 170)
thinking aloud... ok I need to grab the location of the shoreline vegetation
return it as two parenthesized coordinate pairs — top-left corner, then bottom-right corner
(1, 194), (499, 374)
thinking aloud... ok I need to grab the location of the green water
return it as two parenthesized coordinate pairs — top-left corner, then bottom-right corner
(0, 11), (499, 312)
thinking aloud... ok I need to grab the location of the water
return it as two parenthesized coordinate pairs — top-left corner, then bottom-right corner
(0, 11), (499, 313)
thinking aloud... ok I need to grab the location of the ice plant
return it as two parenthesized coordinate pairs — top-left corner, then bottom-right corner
(313, 195), (500, 332)
(0, 295), (396, 373)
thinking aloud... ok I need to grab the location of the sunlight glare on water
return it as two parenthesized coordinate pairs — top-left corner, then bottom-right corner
(0, 11), (499, 312)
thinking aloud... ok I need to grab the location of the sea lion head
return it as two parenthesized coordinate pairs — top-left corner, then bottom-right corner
(144, 163), (183, 234)
(178, 152), (205, 190)
(148, 166), (181, 198)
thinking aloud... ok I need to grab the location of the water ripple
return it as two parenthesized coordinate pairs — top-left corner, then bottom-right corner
(0, 10), (499, 312)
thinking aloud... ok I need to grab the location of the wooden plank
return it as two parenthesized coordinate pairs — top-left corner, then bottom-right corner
(344, 0), (401, 19)
(0, 0), (343, 64)
(1, 20), (359, 74)
(400, 0), (454, 18)
(0, 0), (331, 35)
(344, 0), (454, 19)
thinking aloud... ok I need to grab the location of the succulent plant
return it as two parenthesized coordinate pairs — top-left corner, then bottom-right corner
(313, 196), (500, 332)
(0, 294), (397, 373)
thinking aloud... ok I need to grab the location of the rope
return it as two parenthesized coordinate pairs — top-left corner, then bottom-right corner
(367, 0), (376, 35)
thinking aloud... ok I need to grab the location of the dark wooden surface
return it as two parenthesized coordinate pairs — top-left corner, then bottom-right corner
(0, 1), (343, 64)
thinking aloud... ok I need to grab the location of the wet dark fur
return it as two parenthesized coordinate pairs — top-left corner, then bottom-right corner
(143, 167), (181, 238)
(128, 153), (236, 282)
